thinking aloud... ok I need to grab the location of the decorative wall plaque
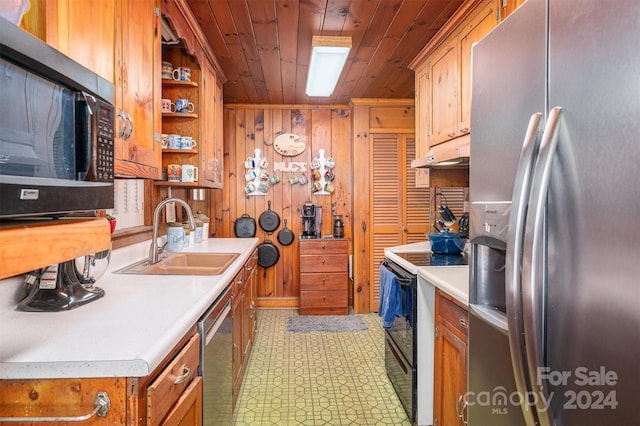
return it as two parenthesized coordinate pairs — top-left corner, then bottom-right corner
(273, 133), (306, 157)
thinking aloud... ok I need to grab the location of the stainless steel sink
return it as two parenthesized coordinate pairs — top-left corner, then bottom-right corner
(114, 252), (240, 276)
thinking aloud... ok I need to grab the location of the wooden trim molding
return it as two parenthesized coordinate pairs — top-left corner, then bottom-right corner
(0, 218), (111, 279)
(409, 0), (484, 70)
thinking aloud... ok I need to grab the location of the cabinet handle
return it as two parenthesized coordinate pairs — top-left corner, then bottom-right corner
(117, 109), (126, 138)
(0, 391), (111, 422)
(459, 127), (469, 133)
(459, 318), (468, 329)
(232, 344), (238, 362)
(455, 394), (469, 426)
(123, 112), (133, 139)
(447, 132), (456, 137)
(174, 366), (191, 384)
(321, 258), (326, 264)
(456, 394), (464, 423)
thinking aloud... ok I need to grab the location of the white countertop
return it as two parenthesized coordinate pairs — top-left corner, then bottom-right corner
(0, 237), (258, 379)
(384, 241), (470, 305)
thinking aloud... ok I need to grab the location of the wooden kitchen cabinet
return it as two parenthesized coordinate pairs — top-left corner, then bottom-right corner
(21, 0), (116, 83)
(113, 0), (162, 179)
(428, 41), (459, 146)
(22, 0), (163, 180)
(231, 249), (258, 408)
(200, 61), (225, 188)
(0, 331), (200, 425)
(457, 0), (499, 135)
(433, 290), (469, 426)
(299, 239), (349, 315)
(411, 0), (498, 174)
(146, 333), (201, 425)
(428, 0), (497, 147)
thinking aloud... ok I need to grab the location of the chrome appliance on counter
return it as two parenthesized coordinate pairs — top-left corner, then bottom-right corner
(468, 0), (640, 424)
(0, 18), (115, 218)
(381, 249), (469, 423)
(16, 248), (110, 311)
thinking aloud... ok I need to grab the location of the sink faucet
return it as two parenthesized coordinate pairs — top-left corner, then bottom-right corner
(149, 198), (196, 265)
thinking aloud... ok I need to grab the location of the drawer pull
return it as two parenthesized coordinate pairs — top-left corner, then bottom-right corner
(321, 259), (326, 264)
(459, 318), (468, 329)
(0, 391), (111, 422)
(174, 366), (191, 384)
(447, 132), (456, 137)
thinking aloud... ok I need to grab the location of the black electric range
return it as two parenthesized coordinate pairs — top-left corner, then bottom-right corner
(392, 251), (469, 267)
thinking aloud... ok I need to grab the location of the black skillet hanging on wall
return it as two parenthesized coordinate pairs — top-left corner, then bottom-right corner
(257, 239), (280, 278)
(258, 201), (281, 233)
(276, 219), (295, 246)
(234, 214), (257, 238)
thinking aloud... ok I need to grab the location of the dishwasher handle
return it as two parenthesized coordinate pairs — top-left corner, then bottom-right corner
(205, 301), (231, 345)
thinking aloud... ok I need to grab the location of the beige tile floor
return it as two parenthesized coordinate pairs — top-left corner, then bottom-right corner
(234, 309), (412, 425)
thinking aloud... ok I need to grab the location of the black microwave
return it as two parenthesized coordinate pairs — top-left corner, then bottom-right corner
(0, 19), (115, 219)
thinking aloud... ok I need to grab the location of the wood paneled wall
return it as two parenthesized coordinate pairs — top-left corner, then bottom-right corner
(222, 105), (352, 308)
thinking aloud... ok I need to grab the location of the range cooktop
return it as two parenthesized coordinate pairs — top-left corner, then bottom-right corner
(392, 251), (469, 267)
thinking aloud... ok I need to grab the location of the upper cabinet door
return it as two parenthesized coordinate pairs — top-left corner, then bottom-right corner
(114, 0), (161, 179)
(21, 0), (115, 83)
(428, 42), (459, 146)
(458, 0), (498, 135)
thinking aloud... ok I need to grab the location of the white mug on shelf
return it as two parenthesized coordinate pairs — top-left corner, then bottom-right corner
(181, 165), (199, 183)
(180, 136), (197, 150)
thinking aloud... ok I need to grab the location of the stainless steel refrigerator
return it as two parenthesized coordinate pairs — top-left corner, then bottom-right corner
(467, 0), (640, 425)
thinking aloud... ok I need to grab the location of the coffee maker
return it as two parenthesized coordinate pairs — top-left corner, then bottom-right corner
(301, 203), (317, 239)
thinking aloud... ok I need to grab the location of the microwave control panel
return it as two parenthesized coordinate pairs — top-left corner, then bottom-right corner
(96, 103), (114, 182)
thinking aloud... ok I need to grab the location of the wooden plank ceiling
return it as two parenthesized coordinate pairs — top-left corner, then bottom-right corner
(184, 0), (464, 105)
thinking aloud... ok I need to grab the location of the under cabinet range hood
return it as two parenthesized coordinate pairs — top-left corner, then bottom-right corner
(411, 136), (470, 168)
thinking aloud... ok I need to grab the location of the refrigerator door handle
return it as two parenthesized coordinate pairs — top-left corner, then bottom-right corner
(522, 106), (563, 426)
(505, 112), (543, 426)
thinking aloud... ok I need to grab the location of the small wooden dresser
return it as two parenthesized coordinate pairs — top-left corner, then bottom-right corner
(299, 239), (348, 315)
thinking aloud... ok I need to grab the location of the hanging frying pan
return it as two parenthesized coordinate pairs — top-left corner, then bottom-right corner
(277, 219), (295, 246)
(258, 200), (281, 233)
(234, 214), (256, 238)
(258, 239), (280, 268)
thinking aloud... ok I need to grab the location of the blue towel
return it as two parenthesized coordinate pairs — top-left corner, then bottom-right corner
(378, 264), (402, 329)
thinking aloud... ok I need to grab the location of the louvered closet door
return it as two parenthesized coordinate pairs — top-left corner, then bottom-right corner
(371, 134), (430, 309)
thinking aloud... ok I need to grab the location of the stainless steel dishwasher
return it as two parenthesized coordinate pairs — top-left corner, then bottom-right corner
(199, 286), (233, 424)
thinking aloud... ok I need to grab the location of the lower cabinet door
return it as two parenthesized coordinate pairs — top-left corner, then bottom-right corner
(161, 377), (203, 426)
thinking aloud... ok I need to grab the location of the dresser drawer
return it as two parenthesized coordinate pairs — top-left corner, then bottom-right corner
(437, 291), (468, 335)
(300, 272), (347, 290)
(147, 333), (200, 425)
(300, 254), (346, 273)
(299, 239), (348, 254)
(300, 290), (347, 308)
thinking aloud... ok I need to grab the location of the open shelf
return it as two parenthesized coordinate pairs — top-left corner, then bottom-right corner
(162, 112), (198, 119)
(162, 79), (198, 88)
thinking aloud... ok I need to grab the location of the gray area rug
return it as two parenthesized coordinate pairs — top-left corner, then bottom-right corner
(287, 315), (368, 333)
